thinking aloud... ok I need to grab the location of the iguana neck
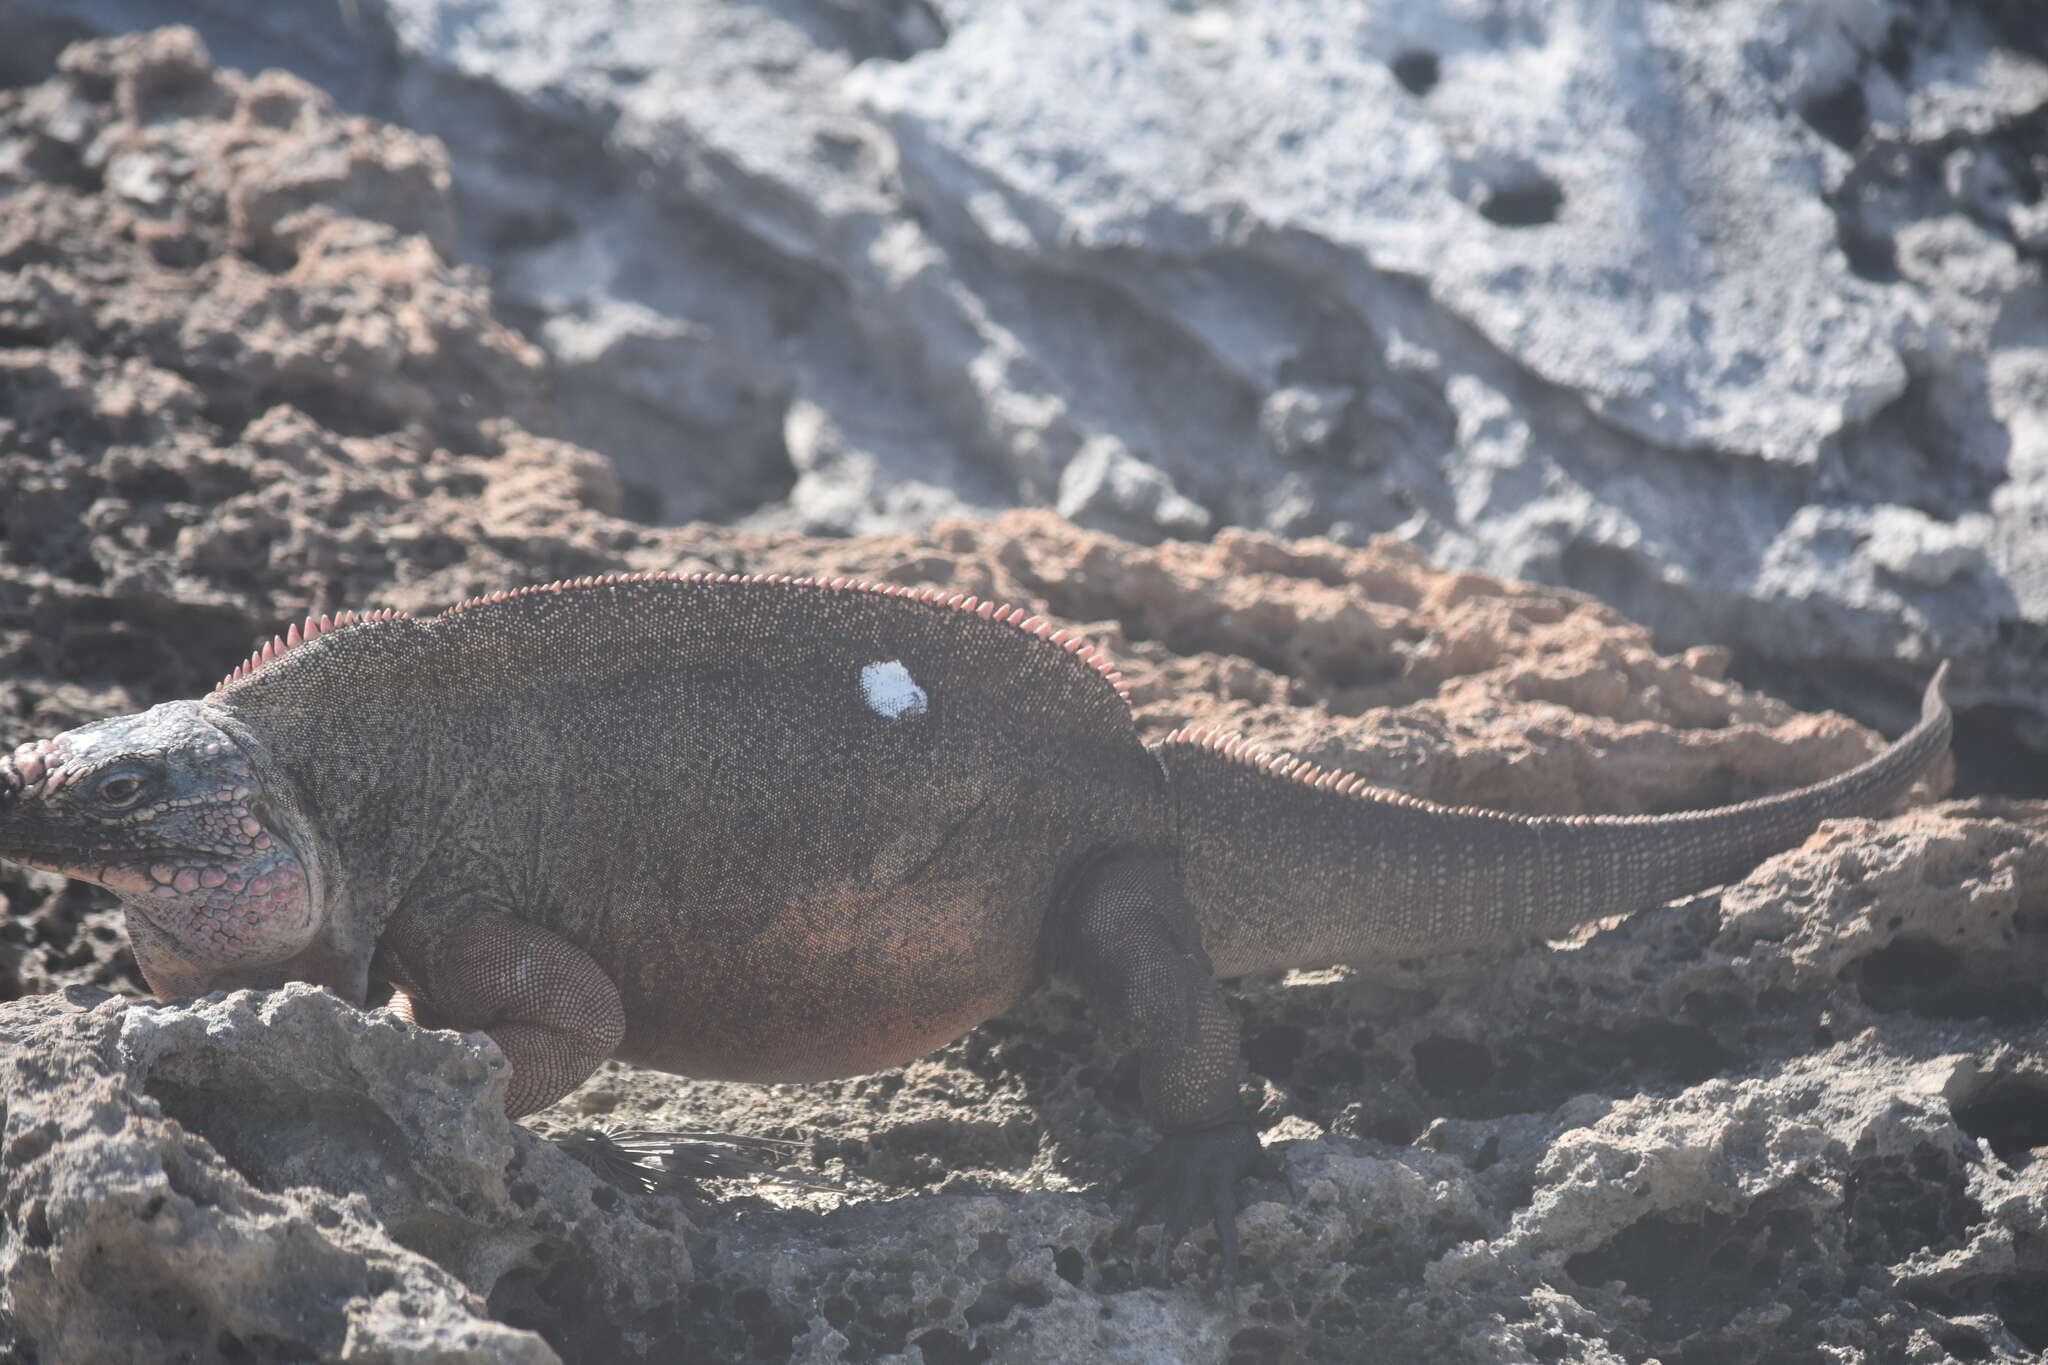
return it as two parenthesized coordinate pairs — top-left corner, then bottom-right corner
(198, 700), (383, 1003)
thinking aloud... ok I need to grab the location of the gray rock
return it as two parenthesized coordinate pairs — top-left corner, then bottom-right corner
(28, 0), (2048, 747)
(0, 984), (693, 1364)
(1056, 435), (1213, 541)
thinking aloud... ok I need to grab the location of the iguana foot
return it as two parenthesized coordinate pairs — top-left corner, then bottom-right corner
(1127, 1118), (1261, 1290)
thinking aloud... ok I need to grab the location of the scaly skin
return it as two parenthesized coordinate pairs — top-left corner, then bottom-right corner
(0, 573), (1953, 1274)
(1, 708), (322, 997)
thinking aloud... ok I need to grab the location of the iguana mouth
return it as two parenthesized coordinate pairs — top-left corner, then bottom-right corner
(0, 835), (274, 898)
(107, 827), (300, 890)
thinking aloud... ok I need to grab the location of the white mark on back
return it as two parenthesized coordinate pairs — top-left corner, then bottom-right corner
(860, 659), (928, 719)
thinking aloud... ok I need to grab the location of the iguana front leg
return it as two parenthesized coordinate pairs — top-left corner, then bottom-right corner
(382, 909), (626, 1117)
(1060, 849), (1259, 1277)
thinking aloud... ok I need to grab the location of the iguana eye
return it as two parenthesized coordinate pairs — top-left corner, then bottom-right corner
(97, 775), (143, 807)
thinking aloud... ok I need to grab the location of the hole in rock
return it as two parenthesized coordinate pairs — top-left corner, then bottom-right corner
(1801, 82), (1869, 149)
(1836, 366), (2009, 521)
(1848, 938), (2044, 1022)
(1230, 1326), (1291, 1365)
(1987, 109), (2048, 205)
(1311, 1287), (1361, 1333)
(488, 205), (577, 255)
(1879, 18), (1916, 78)
(1848, 936), (1960, 1005)
(1566, 1204), (1822, 1345)
(198, 378), (391, 446)
(1843, 1145), (1980, 1262)
(1392, 50), (1439, 95)
(1971, 0), (2048, 61)
(1243, 1023), (1307, 1078)
(0, 14), (93, 88)
(1997, 1272), (2048, 1350)
(1951, 703), (2048, 798)
(1568, 1213), (1706, 1294)
(1952, 1078), (2048, 1160)
(1479, 175), (1564, 227)
(798, 0), (948, 61)
(585, 410), (798, 527)
(1363, 1113), (1424, 1145)
(965, 1281), (1049, 1326)
(913, 1328), (985, 1365)
(1935, 1329), (1992, 1361)
(619, 477), (665, 525)
(142, 1076), (410, 1198)
(494, 1257), (645, 1362)
(1302, 1045), (1365, 1089)
(1836, 216), (1899, 282)
(218, 1331), (317, 1362)
(1412, 1036), (1494, 1098)
(1625, 1020), (1733, 1085)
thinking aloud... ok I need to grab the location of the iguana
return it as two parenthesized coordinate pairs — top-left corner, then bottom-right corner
(0, 574), (1951, 1275)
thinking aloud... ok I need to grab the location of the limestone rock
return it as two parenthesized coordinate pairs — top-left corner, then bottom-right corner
(1, 17), (2045, 1363)
(0, 984), (694, 1364)
(17, 0), (2047, 749)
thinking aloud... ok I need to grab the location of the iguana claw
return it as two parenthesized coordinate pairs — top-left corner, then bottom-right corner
(555, 1122), (833, 1197)
(1127, 1118), (1261, 1292)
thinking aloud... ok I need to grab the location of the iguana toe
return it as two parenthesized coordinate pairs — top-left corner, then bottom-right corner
(1128, 1118), (1260, 1291)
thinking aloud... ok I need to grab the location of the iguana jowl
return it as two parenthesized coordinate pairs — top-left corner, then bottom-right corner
(0, 574), (1951, 1263)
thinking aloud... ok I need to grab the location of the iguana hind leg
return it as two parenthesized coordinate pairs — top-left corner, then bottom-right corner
(384, 909), (626, 1117)
(1059, 848), (1258, 1276)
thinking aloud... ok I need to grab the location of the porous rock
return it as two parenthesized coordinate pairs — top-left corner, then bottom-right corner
(0, 19), (2045, 1364)
(0, 983), (692, 1364)
(0, 22), (635, 1000)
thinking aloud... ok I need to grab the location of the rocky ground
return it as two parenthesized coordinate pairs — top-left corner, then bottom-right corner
(18, 0), (2048, 761)
(1, 15), (2046, 1365)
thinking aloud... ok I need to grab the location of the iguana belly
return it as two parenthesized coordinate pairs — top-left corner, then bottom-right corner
(603, 876), (1047, 1082)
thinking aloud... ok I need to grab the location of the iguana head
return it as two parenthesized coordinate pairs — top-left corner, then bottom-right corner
(0, 700), (330, 1000)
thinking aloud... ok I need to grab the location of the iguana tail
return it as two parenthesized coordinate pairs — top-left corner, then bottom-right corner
(1158, 664), (1952, 979)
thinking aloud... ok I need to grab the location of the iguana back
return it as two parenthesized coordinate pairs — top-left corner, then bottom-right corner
(207, 576), (1168, 1082)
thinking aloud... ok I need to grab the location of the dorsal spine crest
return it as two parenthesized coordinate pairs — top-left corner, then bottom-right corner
(1158, 723), (1855, 827)
(215, 608), (411, 692)
(1160, 724), (1567, 817)
(209, 572), (1131, 705)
